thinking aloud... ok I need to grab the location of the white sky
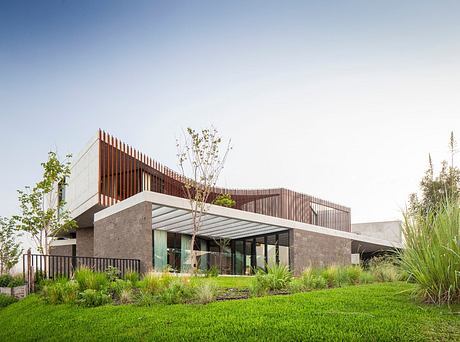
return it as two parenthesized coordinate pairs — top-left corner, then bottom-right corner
(1, 1), (459, 231)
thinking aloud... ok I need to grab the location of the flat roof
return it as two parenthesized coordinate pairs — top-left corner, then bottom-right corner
(94, 191), (403, 249)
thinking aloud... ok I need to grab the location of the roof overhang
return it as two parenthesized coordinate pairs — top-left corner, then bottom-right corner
(94, 191), (403, 249)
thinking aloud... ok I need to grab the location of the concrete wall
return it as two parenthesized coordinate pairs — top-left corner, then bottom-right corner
(352, 221), (402, 244)
(49, 245), (73, 256)
(289, 229), (351, 275)
(66, 134), (99, 219)
(76, 227), (94, 257)
(94, 202), (152, 273)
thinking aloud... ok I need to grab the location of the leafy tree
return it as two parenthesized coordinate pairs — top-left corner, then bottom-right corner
(14, 152), (77, 255)
(213, 193), (236, 208)
(176, 127), (231, 272)
(409, 132), (460, 215)
(0, 217), (22, 275)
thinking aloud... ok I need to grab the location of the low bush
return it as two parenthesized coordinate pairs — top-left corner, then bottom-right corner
(249, 264), (292, 296)
(0, 274), (12, 287)
(0, 293), (17, 307)
(287, 278), (304, 293)
(74, 267), (109, 291)
(321, 266), (349, 288)
(194, 282), (218, 304)
(119, 288), (134, 304)
(345, 266), (362, 285)
(78, 289), (112, 307)
(109, 279), (132, 297)
(368, 256), (400, 283)
(42, 278), (79, 305)
(0, 274), (25, 288)
(204, 265), (219, 278)
(159, 278), (194, 305)
(105, 266), (120, 282)
(124, 270), (140, 283)
(301, 268), (327, 290)
(248, 278), (268, 297)
(359, 272), (375, 284)
(138, 272), (162, 295)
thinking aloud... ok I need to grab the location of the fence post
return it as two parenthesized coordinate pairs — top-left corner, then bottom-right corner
(26, 249), (35, 293)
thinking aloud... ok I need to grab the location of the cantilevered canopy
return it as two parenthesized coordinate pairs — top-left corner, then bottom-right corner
(151, 205), (288, 239)
(95, 191), (403, 250)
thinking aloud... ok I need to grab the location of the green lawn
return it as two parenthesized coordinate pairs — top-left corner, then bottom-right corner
(0, 282), (458, 341)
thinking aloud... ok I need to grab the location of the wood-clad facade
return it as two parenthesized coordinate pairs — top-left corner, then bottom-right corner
(97, 130), (351, 232)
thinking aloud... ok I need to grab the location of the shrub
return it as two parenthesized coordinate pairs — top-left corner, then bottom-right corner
(138, 272), (161, 295)
(265, 264), (292, 291)
(194, 281), (218, 304)
(135, 291), (158, 306)
(119, 288), (134, 304)
(0, 274), (12, 287)
(42, 278), (79, 305)
(359, 272), (375, 284)
(321, 266), (348, 288)
(124, 270), (140, 283)
(401, 199), (460, 304)
(74, 267), (108, 291)
(248, 278), (268, 297)
(205, 265), (219, 278)
(346, 266), (362, 285)
(159, 278), (193, 304)
(287, 278), (304, 293)
(109, 279), (132, 297)
(301, 268), (327, 290)
(7, 275), (25, 287)
(249, 264), (292, 296)
(105, 266), (120, 282)
(78, 289), (111, 307)
(0, 293), (17, 307)
(368, 256), (399, 283)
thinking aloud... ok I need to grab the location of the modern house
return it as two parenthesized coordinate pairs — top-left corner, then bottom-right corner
(50, 130), (402, 275)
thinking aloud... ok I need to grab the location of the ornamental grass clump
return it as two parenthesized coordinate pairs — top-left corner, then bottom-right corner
(401, 199), (460, 304)
(74, 267), (108, 291)
(194, 281), (218, 304)
(368, 256), (400, 283)
(301, 268), (327, 290)
(321, 265), (348, 288)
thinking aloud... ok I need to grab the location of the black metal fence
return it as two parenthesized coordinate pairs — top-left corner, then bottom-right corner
(23, 252), (141, 292)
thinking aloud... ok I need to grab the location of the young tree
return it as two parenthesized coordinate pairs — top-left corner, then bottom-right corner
(176, 127), (231, 272)
(409, 132), (460, 215)
(0, 217), (22, 275)
(14, 152), (77, 255)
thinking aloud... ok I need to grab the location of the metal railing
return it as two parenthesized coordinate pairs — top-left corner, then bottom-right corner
(23, 251), (141, 292)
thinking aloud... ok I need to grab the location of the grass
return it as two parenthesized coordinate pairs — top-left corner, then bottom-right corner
(0, 282), (458, 341)
(203, 276), (254, 288)
(402, 199), (460, 304)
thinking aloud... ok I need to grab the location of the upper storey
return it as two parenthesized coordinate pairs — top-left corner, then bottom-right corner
(66, 130), (351, 232)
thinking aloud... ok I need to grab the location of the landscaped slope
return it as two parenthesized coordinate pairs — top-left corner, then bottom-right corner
(0, 283), (458, 341)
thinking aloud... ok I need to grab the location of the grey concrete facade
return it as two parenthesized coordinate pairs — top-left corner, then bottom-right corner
(289, 229), (351, 275)
(76, 227), (94, 257)
(352, 221), (402, 244)
(49, 245), (73, 256)
(94, 201), (153, 273)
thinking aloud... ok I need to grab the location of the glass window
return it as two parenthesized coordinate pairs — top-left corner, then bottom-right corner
(234, 240), (244, 275)
(255, 237), (265, 269)
(278, 232), (289, 267)
(245, 239), (253, 275)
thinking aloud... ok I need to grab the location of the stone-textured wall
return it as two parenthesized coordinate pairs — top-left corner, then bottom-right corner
(49, 245), (73, 256)
(289, 229), (351, 275)
(94, 202), (152, 273)
(76, 227), (94, 257)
